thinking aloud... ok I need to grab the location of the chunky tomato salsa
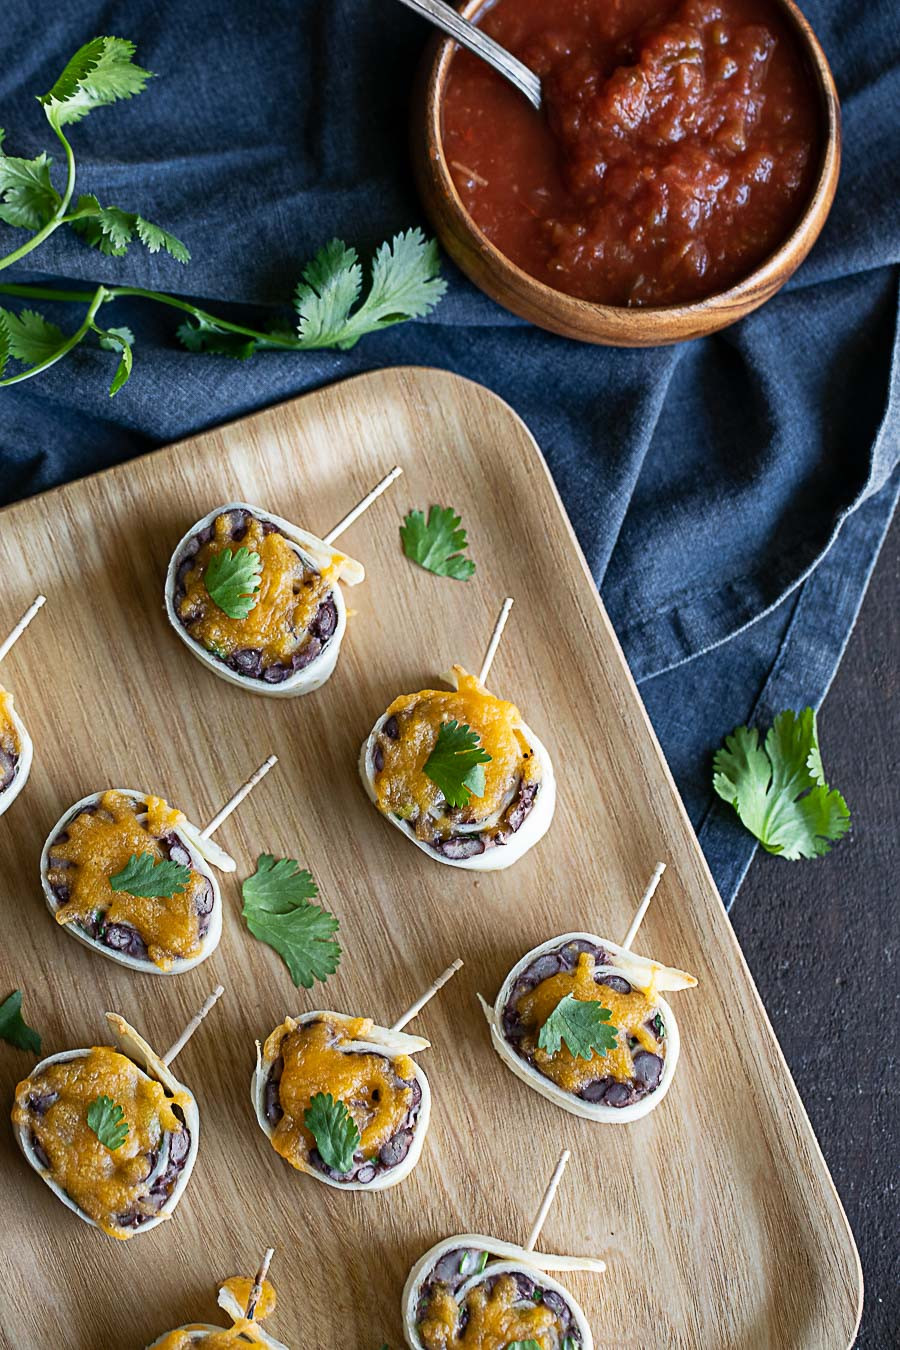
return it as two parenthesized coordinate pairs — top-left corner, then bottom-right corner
(442, 0), (822, 306)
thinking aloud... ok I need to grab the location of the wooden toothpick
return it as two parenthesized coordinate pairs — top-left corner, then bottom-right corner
(621, 862), (666, 952)
(391, 958), (464, 1032)
(202, 756), (278, 838)
(162, 985), (224, 1066)
(0, 594), (46, 664)
(246, 1247), (275, 1322)
(324, 465), (403, 544)
(525, 1149), (570, 1252)
(478, 597), (514, 685)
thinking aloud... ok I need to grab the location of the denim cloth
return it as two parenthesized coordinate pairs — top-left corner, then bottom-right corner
(1, 1), (897, 905)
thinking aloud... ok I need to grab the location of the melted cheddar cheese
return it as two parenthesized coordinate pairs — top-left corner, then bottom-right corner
(419, 1274), (568, 1348)
(265, 1017), (414, 1172)
(515, 952), (662, 1093)
(153, 1279), (277, 1349)
(0, 687), (19, 758)
(13, 1047), (187, 1239)
(221, 1277), (277, 1321)
(178, 513), (336, 665)
(374, 667), (537, 840)
(48, 791), (210, 969)
(153, 1326), (268, 1348)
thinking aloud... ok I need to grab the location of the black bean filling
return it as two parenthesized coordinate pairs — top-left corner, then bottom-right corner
(377, 712), (539, 859)
(26, 1091), (190, 1229)
(173, 508), (337, 682)
(46, 801), (213, 966)
(264, 1037), (423, 1184)
(502, 940), (666, 1109)
(416, 1251), (582, 1345)
(0, 744), (18, 794)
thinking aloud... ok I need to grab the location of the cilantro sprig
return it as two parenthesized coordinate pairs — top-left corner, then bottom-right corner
(303, 1091), (360, 1174)
(241, 855), (341, 988)
(0, 990), (41, 1053)
(109, 851), (191, 898)
(205, 546), (262, 620)
(713, 707), (850, 859)
(86, 1093), (129, 1150)
(400, 506), (476, 581)
(538, 993), (618, 1060)
(424, 720), (492, 809)
(0, 36), (446, 397)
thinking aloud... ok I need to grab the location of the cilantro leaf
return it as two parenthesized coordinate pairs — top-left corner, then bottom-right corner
(242, 854), (319, 909)
(538, 993), (618, 1060)
(242, 855), (341, 988)
(134, 216), (191, 263)
(97, 325), (135, 350)
(109, 851), (191, 898)
(0, 990), (41, 1053)
(424, 720), (491, 808)
(86, 1093), (129, 1150)
(67, 196), (188, 262)
(204, 546), (262, 619)
(0, 145), (60, 230)
(40, 37), (152, 127)
(303, 1092), (359, 1173)
(177, 315), (259, 360)
(97, 325), (134, 396)
(400, 505), (475, 581)
(293, 239), (363, 346)
(713, 708), (850, 859)
(0, 308), (65, 365)
(294, 228), (446, 350)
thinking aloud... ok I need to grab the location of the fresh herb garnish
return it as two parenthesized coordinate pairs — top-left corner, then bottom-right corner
(109, 851), (191, 898)
(538, 993), (618, 1061)
(241, 854), (341, 988)
(303, 1091), (359, 1173)
(508, 1341), (541, 1349)
(86, 1093), (129, 1150)
(0, 990), (41, 1053)
(424, 720), (492, 808)
(713, 707), (850, 859)
(0, 36), (446, 396)
(400, 505), (476, 580)
(204, 546), (262, 620)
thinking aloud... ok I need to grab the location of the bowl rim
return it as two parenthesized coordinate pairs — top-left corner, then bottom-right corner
(421, 0), (842, 329)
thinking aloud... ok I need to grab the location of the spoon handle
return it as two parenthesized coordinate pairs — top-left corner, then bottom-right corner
(394, 0), (542, 109)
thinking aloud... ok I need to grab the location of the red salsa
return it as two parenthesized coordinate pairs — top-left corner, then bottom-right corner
(442, 0), (822, 306)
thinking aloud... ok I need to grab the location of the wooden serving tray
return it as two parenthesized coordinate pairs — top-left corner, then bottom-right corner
(0, 368), (861, 1349)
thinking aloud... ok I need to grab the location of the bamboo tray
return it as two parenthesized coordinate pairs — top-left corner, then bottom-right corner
(0, 368), (862, 1349)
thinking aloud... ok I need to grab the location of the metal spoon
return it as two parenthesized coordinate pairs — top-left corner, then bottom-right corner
(393, 0), (542, 109)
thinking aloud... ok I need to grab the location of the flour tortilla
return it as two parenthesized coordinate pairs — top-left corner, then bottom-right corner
(40, 788), (229, 975)
(359, 667), (556, 871)
(0, 691), (32, 817)
(252, 1011), (431, 1192)
(145, 1283), (289, 1349)
(480, 931), (697, 1123)
(14, 1014), (199, 1240)
(402, 1234), (605, 1350)
(165, 502), (363, 698)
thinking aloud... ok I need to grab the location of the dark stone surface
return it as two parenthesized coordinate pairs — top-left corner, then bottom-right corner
(732, 514), (898, 1350)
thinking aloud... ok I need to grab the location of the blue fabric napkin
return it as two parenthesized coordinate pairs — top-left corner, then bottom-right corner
(1, 0), (897, 904)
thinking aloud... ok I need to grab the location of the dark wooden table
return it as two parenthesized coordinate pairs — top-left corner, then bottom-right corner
(732, 513), (898, 1350)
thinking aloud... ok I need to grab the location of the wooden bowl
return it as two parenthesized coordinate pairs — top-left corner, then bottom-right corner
(413, 0), (841, 346)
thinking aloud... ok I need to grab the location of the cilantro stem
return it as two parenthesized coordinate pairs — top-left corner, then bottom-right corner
(0, 283), (106, 386)
(0, 120), (77, 273)
(0, 282), (317, 350)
